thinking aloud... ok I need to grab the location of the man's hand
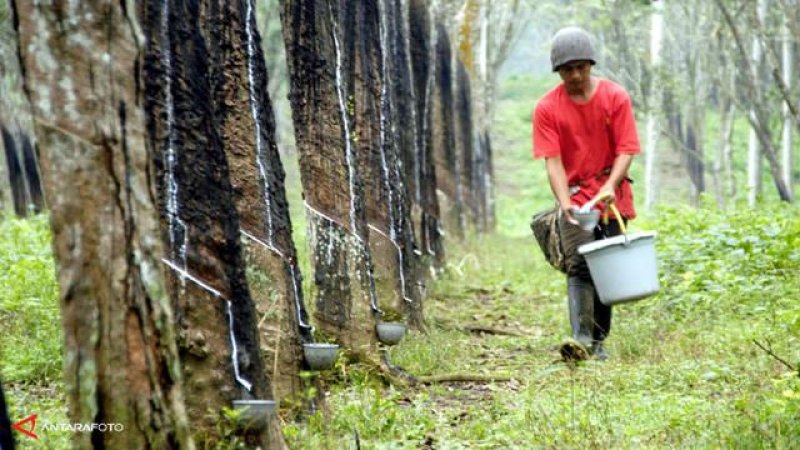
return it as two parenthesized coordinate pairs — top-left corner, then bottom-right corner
(561, 203), (580, 225)
(592, 184), (616, 206)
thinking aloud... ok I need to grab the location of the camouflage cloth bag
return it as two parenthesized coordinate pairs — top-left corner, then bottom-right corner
(530, 206), (566, 273)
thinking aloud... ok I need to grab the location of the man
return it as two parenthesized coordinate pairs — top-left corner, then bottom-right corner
(533, 26), (640, 360)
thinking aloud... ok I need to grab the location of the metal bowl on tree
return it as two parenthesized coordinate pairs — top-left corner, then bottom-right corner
(376, 322), (406, 345)
(231, 399), (277, 432)
(302, 343), (339, 370)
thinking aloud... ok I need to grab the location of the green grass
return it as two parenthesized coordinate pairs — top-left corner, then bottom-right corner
(0, 214), (61, 384)
(0, 214), (69, 449)
(281, 204), (800, 448)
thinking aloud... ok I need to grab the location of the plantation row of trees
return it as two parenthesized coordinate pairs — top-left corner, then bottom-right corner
(536, 0), (799, 208)
(1, 0), (523, 448)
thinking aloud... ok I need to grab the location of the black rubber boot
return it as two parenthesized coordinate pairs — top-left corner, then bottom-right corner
(567, 276), (595, 350)
(592, 290), (612, 360)
(591, 342), (609, 361)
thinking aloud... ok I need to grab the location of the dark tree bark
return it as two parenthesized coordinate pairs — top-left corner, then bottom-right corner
(140, 0), (275, 446)
(12, 0), (194, 448)
(202, 0), (311, 408)
(0, 382), (13, 450)
(455, 59), (477, 230)
(409, 0), (444, 268)
(0, 127), (26, 216)
(432, 22), (463, 240)
(376, 0), (424, 328)
(0, 125), (44, 217)
(480, 130), (495, 231)
(0, 4), (44, 218)
(348, 0), (397, 320)
(336, 0), (424, 329)
(664, 91), (705, 205)
(281, 0), (378, 353)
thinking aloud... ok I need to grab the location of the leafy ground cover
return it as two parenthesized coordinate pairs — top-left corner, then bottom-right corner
(2, 205), (799, 448)
(282, 203), (800, 449)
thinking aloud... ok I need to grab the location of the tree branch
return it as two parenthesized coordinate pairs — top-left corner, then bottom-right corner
(752, 339), (798, 374)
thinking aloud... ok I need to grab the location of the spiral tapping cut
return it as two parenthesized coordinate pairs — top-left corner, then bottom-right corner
(245, 0), (275, 245)
(161, 258), (253, 392)
(161, 0), (188, 279)
(239, 229), (314, 332)
(328, 2), (358, 232)
(304, 202), (383, 315)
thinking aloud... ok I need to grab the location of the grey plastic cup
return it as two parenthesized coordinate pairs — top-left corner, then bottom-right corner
(573, 209), (599, 231)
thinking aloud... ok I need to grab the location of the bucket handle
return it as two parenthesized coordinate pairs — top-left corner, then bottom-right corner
(585, 193), (628, 237)
(602, 202), (627, 234)
(595, 196), (630, 245)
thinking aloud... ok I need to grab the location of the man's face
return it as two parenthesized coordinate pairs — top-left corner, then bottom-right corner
(557, 60), (592, 95)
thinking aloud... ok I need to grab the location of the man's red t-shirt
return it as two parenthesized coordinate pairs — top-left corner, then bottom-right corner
(533, 79), (640, 219)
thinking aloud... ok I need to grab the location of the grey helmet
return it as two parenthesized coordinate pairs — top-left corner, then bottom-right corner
(550, 26), (596, 72)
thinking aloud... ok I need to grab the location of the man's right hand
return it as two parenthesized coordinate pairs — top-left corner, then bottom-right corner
(561, 204), (580, 225)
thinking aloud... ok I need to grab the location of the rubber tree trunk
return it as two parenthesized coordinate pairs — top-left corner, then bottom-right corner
(484, 131), (496, 230)
(349, 0), (402, 322)
(373, 0), (424, 328)
(0, 127), (28, 216)
(202, 0), (311, 407)
(0, 382), (13, 450)
(281, 0), (380, 355)
(392, 0), (421, 230)
(455, 59), (477, 230)
(140, 0), (277, 446)
(781, 17), (794, 200)
(0, 124), (44, 217)
(390, 0), (425, 326)
(474, 117), (489, 233)
(643, 0), (664, 211)
(0, 5), (45, 218)
(747, 0), (768, 206)
(408, 0), (444, 270)
(431, 21), (462, 242)
(12, 1), (195, 448)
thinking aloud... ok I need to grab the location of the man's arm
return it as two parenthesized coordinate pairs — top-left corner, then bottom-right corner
(594, 153), (634, 202)
(545, 156), (577, 223)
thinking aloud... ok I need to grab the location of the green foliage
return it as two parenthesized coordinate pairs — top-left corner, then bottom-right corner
(0, 214), (62, 383)
(378, 306), (404, 323)
(0, 214), (68, 449)
(283, 203), (800, 447)
(644, 202), (800, 331)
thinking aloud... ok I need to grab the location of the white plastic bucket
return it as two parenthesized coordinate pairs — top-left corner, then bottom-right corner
(577, 231), (659, 305)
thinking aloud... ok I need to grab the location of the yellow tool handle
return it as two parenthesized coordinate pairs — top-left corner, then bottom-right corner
(608, 203), (627, 234)
(600, 196), (627, 235)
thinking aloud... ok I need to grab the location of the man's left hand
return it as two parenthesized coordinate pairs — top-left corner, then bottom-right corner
(592, 184), (616, 206)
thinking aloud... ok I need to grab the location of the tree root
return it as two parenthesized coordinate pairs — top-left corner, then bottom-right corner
(462, 325), (526, 337)
(436, 320), (527, 337)
(379, 349), (419, 385)
(416, 373), (514, 384)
